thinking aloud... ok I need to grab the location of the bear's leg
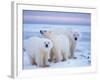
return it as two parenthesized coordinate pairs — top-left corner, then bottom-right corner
(38, 50), (48, 67)
(67, 35), (76, 59)
(35, 58), (40, 67)
(35, 54), (43, 67)
(69, 43), (76, 59)
(31, 57), (37, 65)
(68, 48), (73, 59)
(36, 58), (44, 67)
(28, 53), (37, 65)
(44, 53), (49, 67)
(39, 53), (45, 67)
(55, 50), (62, 63)
(49, 49), (55, 62)
(62, 51), (69, 61)
(62, 53), (66, 61)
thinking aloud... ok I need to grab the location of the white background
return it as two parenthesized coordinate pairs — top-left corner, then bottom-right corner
(0, 0), (100, 80)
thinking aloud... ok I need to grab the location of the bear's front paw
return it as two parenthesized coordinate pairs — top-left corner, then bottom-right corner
(31, 60), (37, 65)
(48, 59), (52, 62)
(43, 65), (50, 67)
(61, 59), (67, 62)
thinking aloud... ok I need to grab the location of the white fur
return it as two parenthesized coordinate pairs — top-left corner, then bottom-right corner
(51, 29), (80, 58)
(24, 37), (53, 67)
(40, 30), (70, 62)
(51, 34), (70, 62)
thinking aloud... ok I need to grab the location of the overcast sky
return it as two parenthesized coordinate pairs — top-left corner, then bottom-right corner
(23, 10), (91, 25)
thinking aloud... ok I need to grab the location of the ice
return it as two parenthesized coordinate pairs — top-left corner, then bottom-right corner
(23, 38), (91, 69)
(23, 49), (90, 69)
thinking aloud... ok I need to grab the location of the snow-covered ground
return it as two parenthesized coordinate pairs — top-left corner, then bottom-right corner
(23, 24), (91, 69)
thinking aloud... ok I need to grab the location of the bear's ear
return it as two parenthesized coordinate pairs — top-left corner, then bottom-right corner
(72, 29), (80, 34)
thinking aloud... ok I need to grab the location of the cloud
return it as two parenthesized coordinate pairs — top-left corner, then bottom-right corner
(23, 10), (91, 25)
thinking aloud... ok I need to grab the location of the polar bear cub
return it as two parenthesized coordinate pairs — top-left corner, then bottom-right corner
(24, 37), (53, 67)
(40, 30), (70, 63)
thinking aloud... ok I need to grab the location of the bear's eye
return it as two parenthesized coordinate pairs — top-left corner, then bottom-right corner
(48, 42), (50, 44)
(77, 33), (79, 37)
(44, 42), (46, 44)
(44, 30), (47, 32)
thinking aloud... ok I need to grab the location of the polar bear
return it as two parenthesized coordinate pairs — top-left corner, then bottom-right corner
(66, 29), (80, 58)
(46, 29), (80, 59)
(24, 37), (53, 67)
(40, 30), (71, 63)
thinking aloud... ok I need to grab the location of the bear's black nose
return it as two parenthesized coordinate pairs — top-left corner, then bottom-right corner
(75, 37), (77, 41)
(45, 44), (48, 48)
(40, 30), (43, 34)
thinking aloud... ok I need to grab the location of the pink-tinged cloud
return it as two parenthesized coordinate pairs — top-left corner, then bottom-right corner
(23, 10), (91, 25)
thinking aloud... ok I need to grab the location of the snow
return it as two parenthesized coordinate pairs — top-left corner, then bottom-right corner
(23, 41), (91, 69)
(23, 24), (91, 69)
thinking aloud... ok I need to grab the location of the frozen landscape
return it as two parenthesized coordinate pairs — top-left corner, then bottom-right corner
(23, 24), (91, 69)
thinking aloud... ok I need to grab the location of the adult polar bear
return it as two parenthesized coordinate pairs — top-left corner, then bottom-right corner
(40, 30), (71, 63)
(40, 29), (80, 62)
(52, 29), (80, 58)
(24, 37), (53, 67)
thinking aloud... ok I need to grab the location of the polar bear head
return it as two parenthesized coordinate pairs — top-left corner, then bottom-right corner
(71, 29), (81, 41)
(24, 36), (53, 52)
(40, 30), (53, 38)
(41, 38), (53, 49)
